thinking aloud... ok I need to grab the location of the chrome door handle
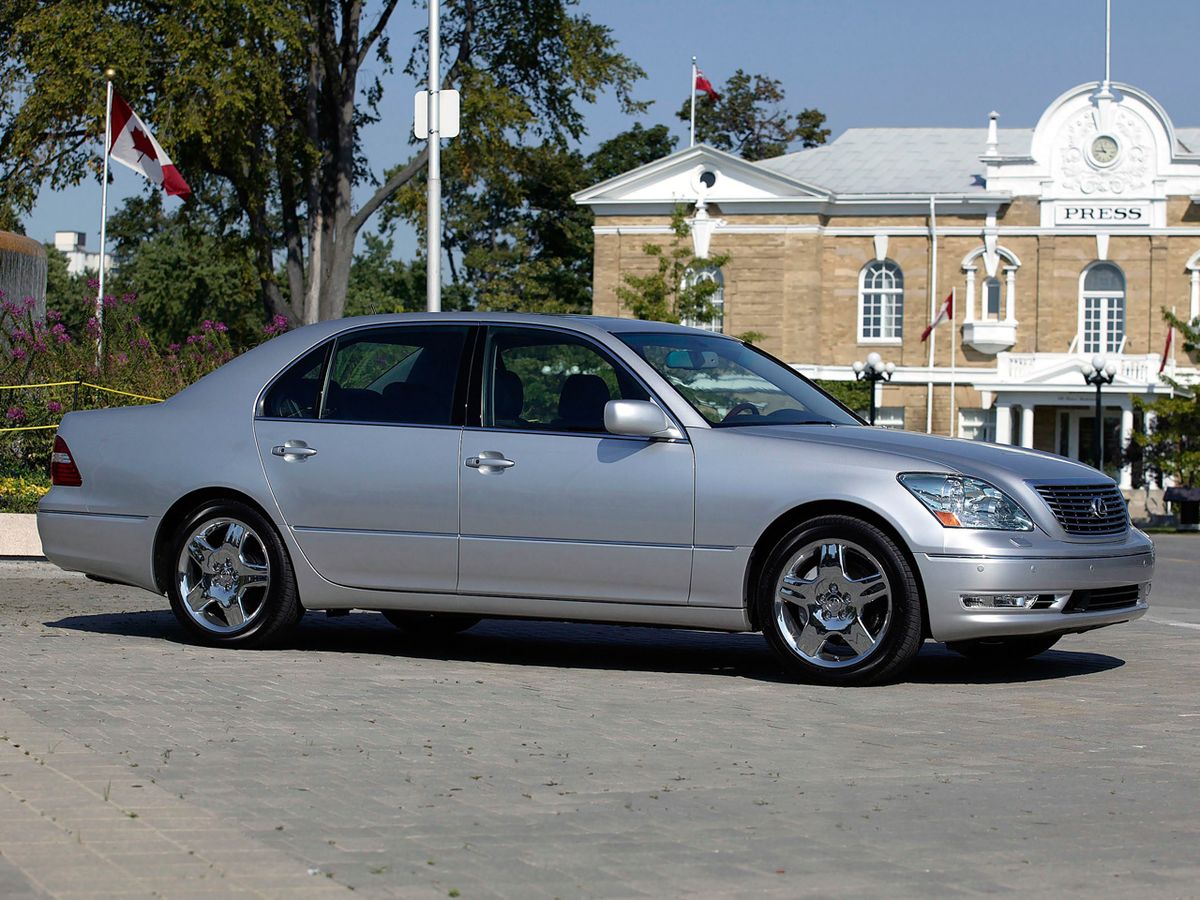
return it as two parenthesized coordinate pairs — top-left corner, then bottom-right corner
(466, 451), (515, 471)
(272, 441), (318, 461)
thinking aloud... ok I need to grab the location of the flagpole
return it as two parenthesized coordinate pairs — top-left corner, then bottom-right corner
(690, 56), (697, 148)
(926, 195), (938, 433)
(949, 286), (957, 437)
(96, 70), (114, 365)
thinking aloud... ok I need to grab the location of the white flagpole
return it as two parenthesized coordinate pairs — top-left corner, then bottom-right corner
(926, 195), (938, 433)
(96, 70), (114, 364)
(426, 0), (442, 312)
(690, 57), (697, 147)
(949, 286), (957, 437)
(1104, 0), (1112, 92)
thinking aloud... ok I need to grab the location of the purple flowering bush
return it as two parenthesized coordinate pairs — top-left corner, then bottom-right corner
(2, 286), (289, 479)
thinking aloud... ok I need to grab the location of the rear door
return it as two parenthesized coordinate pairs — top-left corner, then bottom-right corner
(254, 324), (472, 592)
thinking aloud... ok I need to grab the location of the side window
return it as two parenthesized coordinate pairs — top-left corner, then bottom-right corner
(323, 325), (469, 425)
(262, 344), (328, 419)
(483, 328), (649, 433)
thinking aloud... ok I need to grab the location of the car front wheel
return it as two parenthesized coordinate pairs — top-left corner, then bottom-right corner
(756, 515), (924, 686)
(168, 500), (301, 647)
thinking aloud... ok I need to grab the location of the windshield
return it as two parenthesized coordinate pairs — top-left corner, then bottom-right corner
(618, 332), (862, 427)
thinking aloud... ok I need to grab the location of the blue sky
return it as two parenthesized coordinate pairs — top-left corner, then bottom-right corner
(24, 0), (1199, 259)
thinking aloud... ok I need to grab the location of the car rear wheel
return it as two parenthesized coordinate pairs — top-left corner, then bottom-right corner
(381, 611), (481, 635)
(946, 635), (1060, 662)
(756, 515), (924, 686)
(168, 500), (300, 647)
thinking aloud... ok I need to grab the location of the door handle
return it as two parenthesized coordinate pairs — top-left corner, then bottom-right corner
(466, 451), (515, 472)
(272, 441), (318, 461)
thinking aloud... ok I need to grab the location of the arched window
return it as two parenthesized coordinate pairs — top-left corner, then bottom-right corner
(859, 260), (904, 341)
(681, 266), (724, 333)
(1079, 262), (1126, 354)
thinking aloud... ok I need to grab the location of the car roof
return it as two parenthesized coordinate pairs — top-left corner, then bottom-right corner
(290, 312), (737, 339)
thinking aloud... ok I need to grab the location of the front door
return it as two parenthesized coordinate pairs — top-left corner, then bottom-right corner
(254, 324), (471, 592)
(458, 326), (695, 605)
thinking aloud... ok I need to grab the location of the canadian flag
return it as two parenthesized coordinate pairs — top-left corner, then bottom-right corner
(1159, 325), (1173, 373)
(694, 70), (721, 101)
(108, 93), (191, 199)
(921, 291), (954, 342)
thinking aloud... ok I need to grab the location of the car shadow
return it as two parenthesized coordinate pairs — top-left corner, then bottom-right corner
(44, 610), (1126, 685)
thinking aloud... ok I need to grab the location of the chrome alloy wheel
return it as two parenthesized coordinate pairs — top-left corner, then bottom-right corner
(773, 539), (894, 669)
(176, 518), (271, 634)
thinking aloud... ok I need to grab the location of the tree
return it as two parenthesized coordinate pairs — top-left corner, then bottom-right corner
(676, 69), (829, 161)
(1, 0), (644, 325)
(104, 194), (263, 347)
(344, 232), (423, 317)
(616, 208), (728, 325)
(1133, 309), (1200, 486)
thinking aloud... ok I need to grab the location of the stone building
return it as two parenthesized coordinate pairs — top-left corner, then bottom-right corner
(574, 81), (1200, 490)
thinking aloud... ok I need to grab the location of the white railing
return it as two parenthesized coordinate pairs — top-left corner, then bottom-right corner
(996, 352), (1164, 385)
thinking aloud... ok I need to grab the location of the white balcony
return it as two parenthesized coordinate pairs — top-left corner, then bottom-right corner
(992, 352), (1166, 389)
(961, 319), (1017, 354)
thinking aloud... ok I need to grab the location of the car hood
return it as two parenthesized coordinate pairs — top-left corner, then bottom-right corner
(731, 424), (1108, 484)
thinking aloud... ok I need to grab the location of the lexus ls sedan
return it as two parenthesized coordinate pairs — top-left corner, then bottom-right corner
(38, 314), (1153, 685)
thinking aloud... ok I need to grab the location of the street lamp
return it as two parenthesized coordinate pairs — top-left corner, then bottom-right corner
(852, 351), (895, 426)
(1080, 354), (1117, 471)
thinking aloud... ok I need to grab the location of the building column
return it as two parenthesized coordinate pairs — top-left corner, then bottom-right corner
(1003, 266), (1017, 324)
(964, 267), (976, 323)
(1191, 268), (1200, 323)
(1120, 404), (1134, 489)
(994, 401), (1012, 445)
(1020, 405), (1035, 449)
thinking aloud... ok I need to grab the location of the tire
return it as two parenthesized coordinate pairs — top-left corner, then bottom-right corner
(167, 500), (301, 648)
(756, 515), (924, 686)
(381, 611), (481, 636)
(946, 634), (1060, 662)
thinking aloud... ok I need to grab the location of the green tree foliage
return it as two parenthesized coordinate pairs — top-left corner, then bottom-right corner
(344, 232), (423, 317)
(616, 208), (729, 325)
(1134, 310), (1200, 486)
(103, 194), (262, 348)
(41, 244), (91, 316)
(1, 0), (643, 325)
(677, 69), (829, 161)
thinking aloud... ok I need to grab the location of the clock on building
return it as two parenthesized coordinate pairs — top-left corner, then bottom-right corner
(1090, 134), (1120, 166)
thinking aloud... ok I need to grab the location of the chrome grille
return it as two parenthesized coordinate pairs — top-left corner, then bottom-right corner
(1033, 483), (1128, 536)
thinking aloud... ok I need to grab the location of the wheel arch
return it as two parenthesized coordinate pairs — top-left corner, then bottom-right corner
(153, 487), (287, 594)
(742, 499), (930, 636)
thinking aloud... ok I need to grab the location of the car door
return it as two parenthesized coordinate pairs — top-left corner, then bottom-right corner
(254, 324), (472, 592)
(458, 325), (695, 605)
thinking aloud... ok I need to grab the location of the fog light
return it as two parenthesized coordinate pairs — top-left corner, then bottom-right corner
(960, 593), (1041, 609)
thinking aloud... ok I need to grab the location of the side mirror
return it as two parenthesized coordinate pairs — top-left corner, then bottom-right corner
(603, 400), (683, 440)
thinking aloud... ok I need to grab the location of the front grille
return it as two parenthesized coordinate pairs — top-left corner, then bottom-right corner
(1033, 483), (1128, 536)
(1064, 584), (1141, 613)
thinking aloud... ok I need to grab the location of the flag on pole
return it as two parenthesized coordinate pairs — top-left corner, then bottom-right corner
(1158, 324), (1173, 373)
(921, 291), (953, 342)
(108, 93), (191, 198)
(694, 69), (720, 101)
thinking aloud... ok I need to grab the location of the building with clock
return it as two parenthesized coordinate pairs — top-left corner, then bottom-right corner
(574, 80), (1200, 494)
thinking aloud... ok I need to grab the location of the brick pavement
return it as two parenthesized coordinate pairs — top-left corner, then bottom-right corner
(0, 537), (1197, 898)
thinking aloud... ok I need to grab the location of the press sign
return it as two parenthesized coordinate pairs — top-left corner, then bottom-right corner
(1054, 202), (1151, 225)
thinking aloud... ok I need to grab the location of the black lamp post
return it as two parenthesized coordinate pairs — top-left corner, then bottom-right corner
(1081, 354), (1117, 471)
(852, 351), (895, 425)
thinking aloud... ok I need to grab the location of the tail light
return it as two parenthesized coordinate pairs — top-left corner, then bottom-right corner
(50, 436), (82, 486)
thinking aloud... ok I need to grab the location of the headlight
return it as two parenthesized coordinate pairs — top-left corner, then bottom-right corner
(898, 473), (1033, 531)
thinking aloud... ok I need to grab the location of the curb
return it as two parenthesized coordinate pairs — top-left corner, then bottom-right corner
(0, 513), (43, 558)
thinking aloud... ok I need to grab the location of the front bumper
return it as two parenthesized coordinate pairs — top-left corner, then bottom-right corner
(919, 545), (1153, 643)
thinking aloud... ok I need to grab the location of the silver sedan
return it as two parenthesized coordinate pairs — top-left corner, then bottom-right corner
(37, 314), (1153, 685)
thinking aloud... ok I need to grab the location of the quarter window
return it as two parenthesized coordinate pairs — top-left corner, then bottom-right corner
(482, 328), (648, 433)
(859, 260), (904, 341)
(1080, 262), (1126, 354)
(261, 344), (329, 419)
(322, 326), (469, 425)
